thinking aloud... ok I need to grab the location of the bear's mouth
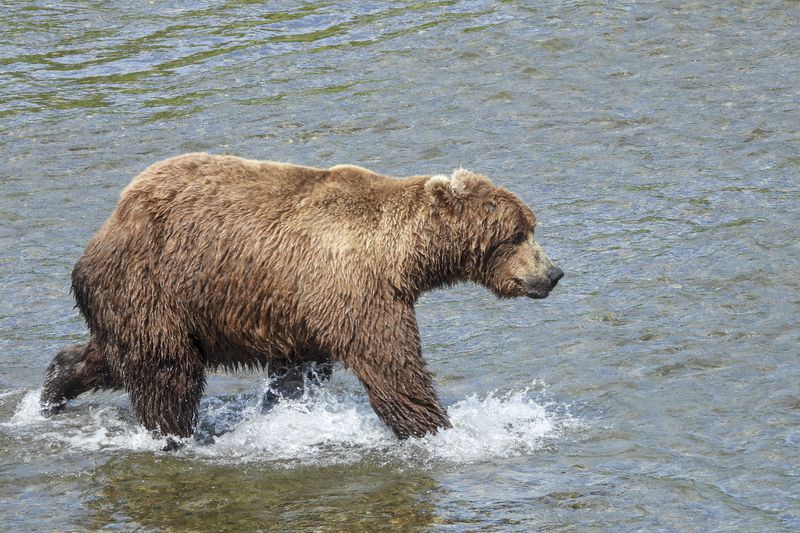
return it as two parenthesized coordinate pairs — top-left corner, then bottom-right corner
(526, 290), (550, 299)
(513, 278), (551, 299)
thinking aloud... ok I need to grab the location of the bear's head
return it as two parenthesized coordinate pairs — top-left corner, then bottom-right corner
(425, 169), (563, 299)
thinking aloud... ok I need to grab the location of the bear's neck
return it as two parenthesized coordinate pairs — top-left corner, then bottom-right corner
(392, 182), (472, 300)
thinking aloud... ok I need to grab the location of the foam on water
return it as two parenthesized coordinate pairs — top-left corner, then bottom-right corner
(5, 388), (47, 426)
(3, 388), (165, 453)
(2, 382), (581, 467)
(408, 390), (566, 463)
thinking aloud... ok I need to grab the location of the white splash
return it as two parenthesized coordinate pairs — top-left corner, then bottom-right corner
(5, 388), (47, 426)
(1, 389), (164, 453)
(2, 383), (581, 467)
(190, 386), (392, 465)
(406, 390), (565, 463)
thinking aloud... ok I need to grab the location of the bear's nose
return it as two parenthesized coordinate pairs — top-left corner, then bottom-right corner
(548, 266), (564, 288)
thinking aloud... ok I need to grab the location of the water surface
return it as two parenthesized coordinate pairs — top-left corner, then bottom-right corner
(1, 1), (799, 531)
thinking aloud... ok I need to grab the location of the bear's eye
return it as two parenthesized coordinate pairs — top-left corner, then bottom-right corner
(510, 232), (527, 245)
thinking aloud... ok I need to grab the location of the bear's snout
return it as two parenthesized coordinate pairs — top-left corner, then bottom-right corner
(547, 266), (564, 289)
(514, 263), (562, 299)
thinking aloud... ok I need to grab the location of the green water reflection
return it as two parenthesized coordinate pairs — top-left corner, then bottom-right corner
(88, 456), (440, 531)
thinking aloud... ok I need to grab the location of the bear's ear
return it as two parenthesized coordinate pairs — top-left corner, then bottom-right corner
(450, 168), (489, 196)
(424, 174), (454, 203)
(425, 169), (490, 203)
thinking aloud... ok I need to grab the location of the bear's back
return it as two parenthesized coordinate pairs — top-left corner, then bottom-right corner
(113, 153), (416, 237)
(118, 153), (332, 220)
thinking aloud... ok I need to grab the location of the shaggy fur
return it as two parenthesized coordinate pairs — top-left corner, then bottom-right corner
(41, 153), (563, 439)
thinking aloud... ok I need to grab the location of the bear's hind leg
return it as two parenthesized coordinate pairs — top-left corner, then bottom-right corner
(124, 344), (206, 439)
(40, 338), (122, 415)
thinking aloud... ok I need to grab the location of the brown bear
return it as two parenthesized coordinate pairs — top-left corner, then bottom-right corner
(41, 153), (563, 440)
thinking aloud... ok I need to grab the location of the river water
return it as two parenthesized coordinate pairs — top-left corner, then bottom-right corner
(1, 1), (798, 531)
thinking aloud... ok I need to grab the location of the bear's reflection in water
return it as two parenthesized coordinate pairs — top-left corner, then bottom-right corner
(87, 455), (438, 531)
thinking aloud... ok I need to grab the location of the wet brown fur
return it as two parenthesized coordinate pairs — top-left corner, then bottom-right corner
(41, 153), (558, 439)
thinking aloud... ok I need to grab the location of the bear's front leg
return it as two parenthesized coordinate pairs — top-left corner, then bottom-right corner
(361, 373), (452, 439)
(343, 304), (451, 439)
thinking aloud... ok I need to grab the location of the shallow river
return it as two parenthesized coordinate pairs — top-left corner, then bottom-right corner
(1, 1), (798, 531)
